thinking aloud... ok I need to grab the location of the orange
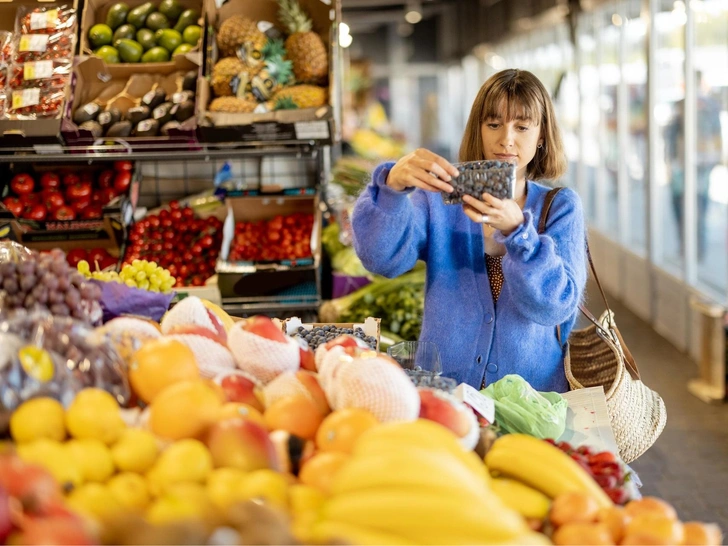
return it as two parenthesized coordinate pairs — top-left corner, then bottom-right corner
(218, 403), (265, 427)
(549, 492), (600, 527)
(149, 380), (224, 441)
(263, 396), (325, 440)
(129, 339), (199, 404)
(552, 523), (613, 545)
(624, 497), (678, 520)
(682, 522), (723, 545)
(298, 451), (349, 495)
(625, 513), (684, 545)
(596, 506), (631, 543)
(315, 408), (379, 454)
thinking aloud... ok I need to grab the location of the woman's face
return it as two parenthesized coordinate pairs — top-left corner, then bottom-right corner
(480, 101), (542, 182)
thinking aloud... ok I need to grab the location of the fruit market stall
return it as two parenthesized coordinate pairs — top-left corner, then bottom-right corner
(0, 241), (722, 546)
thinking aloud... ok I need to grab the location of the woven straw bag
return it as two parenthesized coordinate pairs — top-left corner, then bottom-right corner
(540, 189), (667, 464)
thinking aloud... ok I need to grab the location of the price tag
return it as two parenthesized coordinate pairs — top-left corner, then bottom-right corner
(294, 120), (329, 140)
(454, 383), (496, 424)
(30, 9), (58, 30)
(12, 88), (40, 109)
(19, 34), (49, 52)
(24, 60), (54, 80)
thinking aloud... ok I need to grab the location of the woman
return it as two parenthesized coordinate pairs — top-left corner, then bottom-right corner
(351, 69), (586, 392)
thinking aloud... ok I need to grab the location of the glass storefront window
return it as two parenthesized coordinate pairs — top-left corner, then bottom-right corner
(655, 0), (686, 274)
(579, 13), (599, 222)
(599, 10), (620, 236)
(694, 0), (728, 293)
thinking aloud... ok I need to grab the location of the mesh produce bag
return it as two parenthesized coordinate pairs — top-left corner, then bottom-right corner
(166, 332), (236, 379)
(227, 326), (300, 384)
(160, 296), (221, 335)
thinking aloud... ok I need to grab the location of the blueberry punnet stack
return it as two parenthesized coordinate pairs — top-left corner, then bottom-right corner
(441, 160), (517, 205)
(292, 325), (377, 352)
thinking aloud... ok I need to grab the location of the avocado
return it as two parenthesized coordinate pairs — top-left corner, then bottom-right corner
(159, 0), (183, 21)
(116, 39), (144, 62)
(182, 70), (197, 92)
(157, 29), (182, 52)
(182, 25), (201, 46)
(88, 24), (113, 48)
(152, 102), (174, 125)
(160, 120), (182, 136)
(127, 2), (155, 29)
(173, 100), (195, 122)
(105, 107), (123, 125)
(172, 43), (193, 56)
(154, 29), (165, 43)
(141, 46), (170, 63)
(136, 28), (156, 50)
(141, 88), (166, 109)
(106, 120), (133, 138)
(94, 45), (120, 64)
(171, 90), (194, 104)
(134, 118), (160, 137)
(173, 9), (199, 33)
(73, 102), (101, 125)
(112, 24), (136, 46)
(105, 3), (129, 30)
(126, 105), (151, 125)
(79, 120), (104, 139)
(146, 12), (170, 31)
(97, 109), (118, 132)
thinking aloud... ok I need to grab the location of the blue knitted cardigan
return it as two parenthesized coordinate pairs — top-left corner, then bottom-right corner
(352, 161), (587, 393)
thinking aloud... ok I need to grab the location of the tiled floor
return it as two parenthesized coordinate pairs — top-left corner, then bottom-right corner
(583, 284), (728, 531)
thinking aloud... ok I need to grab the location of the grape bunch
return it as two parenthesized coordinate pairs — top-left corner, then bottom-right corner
(0, 249), (103, 326)
(77, 259), (176, 293)
(292, 325), (378, 352)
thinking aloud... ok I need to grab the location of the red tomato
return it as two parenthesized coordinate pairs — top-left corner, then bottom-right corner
(24, 204), (47, 221)
(10, 174), (34, 195)
(62, 173), (80, 187)
(40, 173), (61, 190)
(97, 170), (115, 189)
(81, 206), (103, 219)
(113, 172), (132, 194)
(2, 197), (24, 217)
(52, 206), (76, 221)
(65, 182), (92, 201)
(114, 161), (133, 172)
(44, 192), (65, 211)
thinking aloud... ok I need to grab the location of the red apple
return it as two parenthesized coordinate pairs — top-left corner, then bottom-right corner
(24, 204), (47, 221)
(418, 389), (473, 438)
(218, 373), (264, 411)
(167, 324), (227, 346)
(66, 248), (88, 267)
(52, 206), (75, 221)
(88, 248), (109, 266)
(39, 173), (60, 190)
(12, 516), (95, 545)
(2, 197), (24, 217)
(10, 174), (34, 195)
(0, 456), (62, 516)
(205, 418), (279, 472)
(242, 316), (288, 343)
(295, 338), (316, 372)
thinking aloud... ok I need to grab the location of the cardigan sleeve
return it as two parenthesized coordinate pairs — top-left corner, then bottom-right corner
(351, 161), (430, 278)
(494, 187), (587, 326)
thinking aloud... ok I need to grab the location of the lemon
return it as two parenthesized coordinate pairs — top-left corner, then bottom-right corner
(107, 472), (151, 511)
(18, 345), (55, 382)
(66, 483), (123, 524)
(146, 483), (217, 526)
(289, 484), (326, 515)
(111, 429), (159, 474)
(238, 469), (289, 510)
(65, 388), (126, 445)
(10, 397), (66, 443)
(206, 468), (248, 510)
(16, 439), (83, 488)
(152, 439), (213, 490)
(65, 439), (115, 482)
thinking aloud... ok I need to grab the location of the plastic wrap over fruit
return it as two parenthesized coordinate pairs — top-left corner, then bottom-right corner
(91, 279), (175, 323)
(0, 310), (130, 425)
(0, 241), (34, 264)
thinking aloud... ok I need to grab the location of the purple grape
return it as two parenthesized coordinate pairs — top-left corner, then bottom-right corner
(42, 272), (58, 292)
(3, 277), (19, 295)
(70, 273), (85, 288)
(57, 276), (69, 291)
(50, 260), (67, 276)
(19, 275), (36, 293)
(23, 295), (36, 308)
(65, 288), (80, 308)
(79, 282), (100, 301)
(0, 262), (17, 278)
(17, 261), (34, 276)
(49, 291), (65, 305)
(49, 303), (69, 316)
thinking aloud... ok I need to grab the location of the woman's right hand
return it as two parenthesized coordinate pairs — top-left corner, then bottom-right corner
(386, 148), (459, 193)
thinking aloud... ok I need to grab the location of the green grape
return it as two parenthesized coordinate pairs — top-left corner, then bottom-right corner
(77, 260), (91, 275)
(132, 259), (142, 267)
(125, 279), (136, 288)
(144, 262), (158, 275)
(160, 269), (171, 280)
(149, 275), (161, 288)
(135, 270), (147, 282)
(149, 286), (160, 293)
(138, 279), (150, 291)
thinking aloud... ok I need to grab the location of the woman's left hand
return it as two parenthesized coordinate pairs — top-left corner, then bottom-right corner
(462, 193), (524, 235)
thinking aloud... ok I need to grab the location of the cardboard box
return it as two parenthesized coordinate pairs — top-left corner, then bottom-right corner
(61, 56), (200, 151)
(172, 276), (222, 305)
(80, 0), (203, 75)
(0, 0), (78, 146)
(198, 0), (337, 144)
(281, 316), (381, 351)
(217, 194), (321, 274)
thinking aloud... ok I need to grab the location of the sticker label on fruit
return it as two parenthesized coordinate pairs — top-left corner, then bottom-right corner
(454, 383), (495, 424)
(30, 9), (58, 30)
(23, 61), (53, 80)
(294, 121), (329, 140)
(19, 34), (49, 52)
(12, 88), (40, 109)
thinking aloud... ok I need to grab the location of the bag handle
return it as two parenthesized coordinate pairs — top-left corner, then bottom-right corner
(538, 188), (641, 381)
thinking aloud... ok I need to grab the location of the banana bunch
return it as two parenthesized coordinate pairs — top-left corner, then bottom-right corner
(310, 420), (546, 545)
(485, 433), (612, 509)
(491, 477), (551, 520)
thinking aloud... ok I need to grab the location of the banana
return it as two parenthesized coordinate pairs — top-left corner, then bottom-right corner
(490, 477), (551, 520)
(199, 299), (236, 332)
(312, 520), (414, 545)
(485, 434), (612, 508)
(321, 488), (529, 544)
(331, 448), (493, 505)
(354, 419), (490, 483)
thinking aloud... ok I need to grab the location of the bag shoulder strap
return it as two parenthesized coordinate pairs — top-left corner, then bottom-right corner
(538, 187), (641, 380)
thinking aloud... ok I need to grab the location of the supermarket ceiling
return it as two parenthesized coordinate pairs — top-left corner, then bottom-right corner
(341, 0), (456, 33)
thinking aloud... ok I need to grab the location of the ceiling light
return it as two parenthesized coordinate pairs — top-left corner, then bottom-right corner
(405, 10), (422, 24)
(339, 22), (349, 37)
(340, 33), (353, 48)
(612, 13), (622, 26)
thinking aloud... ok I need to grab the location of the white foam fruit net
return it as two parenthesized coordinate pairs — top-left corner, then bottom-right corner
(263, 371), (315, 409)
(227, 327), (300, 384)
(166, 333), (236, 379)
(160, 296), (217, 335)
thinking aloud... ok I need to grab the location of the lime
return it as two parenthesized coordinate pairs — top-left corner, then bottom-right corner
(182, 25), (201, 46)
(172, 43), (193, 56)
(95, 45), (120, 64)
(157, 29), (182, 53)
(9, 397), (65, 443)
(88, 23), (113, 48)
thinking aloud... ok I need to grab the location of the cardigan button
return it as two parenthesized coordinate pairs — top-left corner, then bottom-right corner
(486, 362), (498, 373)
(485, 312), (493, 324)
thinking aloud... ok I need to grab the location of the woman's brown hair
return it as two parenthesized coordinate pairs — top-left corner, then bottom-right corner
(459, 69), (566, 181)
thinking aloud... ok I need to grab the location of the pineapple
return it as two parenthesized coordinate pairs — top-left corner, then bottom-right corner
(277, 0), (328, 84)
(248, 55), (294, 101)
(209, 97), (258, 113)
(211, 57), (248, 97)
(217, 15), (267, 58)
(270, 84), (327, 109)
